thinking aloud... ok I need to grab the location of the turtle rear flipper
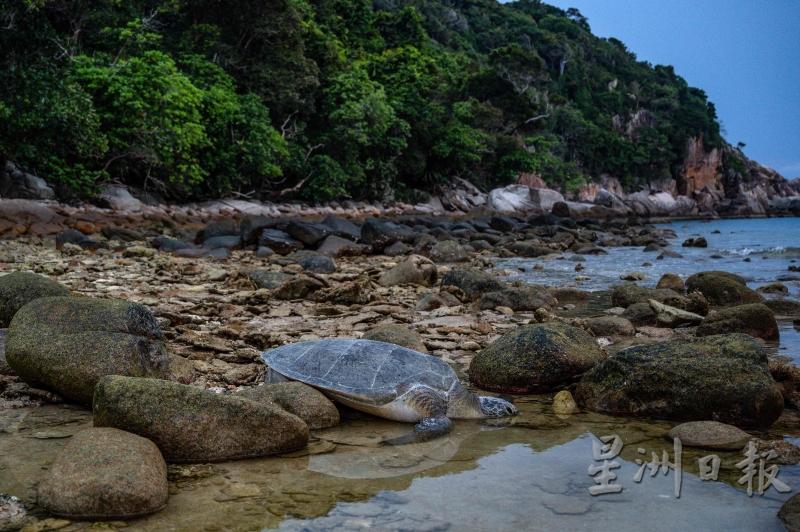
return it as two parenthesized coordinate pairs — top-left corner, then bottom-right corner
(383, 416), (453, 445)
(381, 384), (453, 445)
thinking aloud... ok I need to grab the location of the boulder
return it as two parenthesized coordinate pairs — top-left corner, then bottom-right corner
(93, 376), (308, 462)
(508, 241), (554, 258)
(236, 382), (339, 429)
(378, 255), (437, 287)
(37, 428), (168, 519)
(95, 185), (143, 211)
(201, 235), (240, 250)
(317, 235), (368, 257)
(758, 282), (788, 295)
(530, 187), (566, 212)
(656, 273), (684, 292)
(55, 228), (103, 251)
(469, 322), (606, 393)
(286, 221), (331, 247)
(764, 298), (800, 317)
(321, 215), (361, 241)
(0, 161), (55, 200)
(6, 296), (172, 405)
(384, 241), (412, 256)
(585, 316), (635, 337)
(574, 334), (783, 428)
(360, 218), (416, 250)
(151, 235), (193, 252)
(363, 324), (428, 353)
(195, 219), (238, 244)
(478, 286), (556, 312)
(415, 291), (461, 311)
(695, 303), (779, 341)
(427, 240), (469, 263)
(288, 250), (336, 273)
(0, 272), (69, 327)
(682, 237), (708, 248)
(622, 302), (657, 326)
(488, 185), (536, 214)
(258, 229), (303, 255)
(685, 271), (764, 307)
(667, 421), (751, 451)
(440, 268), (503, 301)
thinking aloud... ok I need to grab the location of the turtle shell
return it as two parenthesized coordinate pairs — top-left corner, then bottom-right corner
(261, 339), (458, 406)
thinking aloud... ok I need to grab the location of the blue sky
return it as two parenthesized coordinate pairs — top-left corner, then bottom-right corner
(541, 0), (800, 178)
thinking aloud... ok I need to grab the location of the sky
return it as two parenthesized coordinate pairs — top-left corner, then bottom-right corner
(542, 0), (800, 178)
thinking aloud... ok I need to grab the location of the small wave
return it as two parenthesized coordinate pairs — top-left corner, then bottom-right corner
(725, 246), (800, 257)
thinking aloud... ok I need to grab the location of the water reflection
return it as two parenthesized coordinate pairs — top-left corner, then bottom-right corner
(2, 395), (799, 530)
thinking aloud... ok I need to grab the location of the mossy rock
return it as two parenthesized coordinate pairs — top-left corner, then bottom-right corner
(362, 323), (428, 353)
(469, 322), (606, 393)
(6, 296), (172, 405)
(478, 285), (556, 312)
(0, 272), (69, 327)
(656, 273), (684, 292)
(765, 298), (800, 317)
(236, 381), (339, 429)
(586, 316), (635, 337)
(440, 268), (503, 301)
(574, 334), (783, 428)
(685, 271), (764, 307)
(38, 428), (168, 519)
(611, 284), (697, 312)
(93, 376), (309, 462)
(696, 303), (779, 340)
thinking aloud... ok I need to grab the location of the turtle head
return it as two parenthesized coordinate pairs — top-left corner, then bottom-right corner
(478, 396), (519, 417)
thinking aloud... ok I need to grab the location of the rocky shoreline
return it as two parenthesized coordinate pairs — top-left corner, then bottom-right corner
(1, 198), (800, 529)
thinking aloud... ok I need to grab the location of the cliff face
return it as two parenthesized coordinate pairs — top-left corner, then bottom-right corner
(558, 136), (798, 217)
(680, 136), (723, 197)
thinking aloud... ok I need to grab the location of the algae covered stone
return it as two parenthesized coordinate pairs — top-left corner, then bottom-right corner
(236, 381), (339, 429)
(6, 296), (172, 405)
(469, 322), (606, 393)
(440, 268), (503, 301)
(93, 376), (309, 462)
(685, 271), (764, 307)
(553, 390), (579, 415)
(695, 303), (779, 340)
(667, 421), (751, 451)
(37, 428), (168, 519)
(0, 272), (69, 326)
(574, 334), (783, 428)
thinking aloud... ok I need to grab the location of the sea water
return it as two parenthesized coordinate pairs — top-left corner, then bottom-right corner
(497, 217), (800, 363)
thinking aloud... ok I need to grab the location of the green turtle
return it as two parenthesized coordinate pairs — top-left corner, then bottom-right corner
(261, 338), (518, 443)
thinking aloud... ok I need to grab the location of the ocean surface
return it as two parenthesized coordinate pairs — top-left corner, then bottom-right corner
(496, 217), (800, 362)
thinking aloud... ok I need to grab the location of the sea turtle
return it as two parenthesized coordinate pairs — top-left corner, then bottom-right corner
(261, 338), (518, 443)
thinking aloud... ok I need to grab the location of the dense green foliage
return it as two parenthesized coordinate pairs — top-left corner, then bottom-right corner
(0, 0), (724, 200)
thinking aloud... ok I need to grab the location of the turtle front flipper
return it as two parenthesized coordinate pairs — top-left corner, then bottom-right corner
(381, 384), (453, 445)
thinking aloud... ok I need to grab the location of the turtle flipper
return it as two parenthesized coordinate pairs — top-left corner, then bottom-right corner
(381, 384), (453, 445)
(383, 416), (453, 445)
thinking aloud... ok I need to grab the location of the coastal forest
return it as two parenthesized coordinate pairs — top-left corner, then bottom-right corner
(0, 0), (726, 202)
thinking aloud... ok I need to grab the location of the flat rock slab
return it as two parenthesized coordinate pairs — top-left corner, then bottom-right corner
(38, 428), (168, 520)
(668, 421), (751, 450)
